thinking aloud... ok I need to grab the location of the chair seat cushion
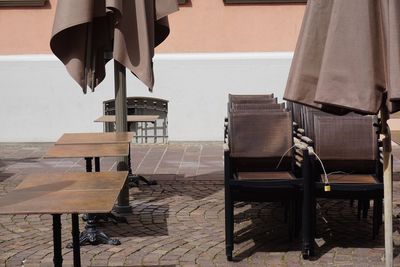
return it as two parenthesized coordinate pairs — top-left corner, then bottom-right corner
(323, 174), (378, 184)
(237, 171), (295, 181)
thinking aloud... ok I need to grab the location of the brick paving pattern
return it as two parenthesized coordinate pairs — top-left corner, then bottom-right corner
(1, 142), (400, 266)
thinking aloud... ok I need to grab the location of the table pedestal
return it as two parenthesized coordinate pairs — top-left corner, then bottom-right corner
(78, 214), (121, 245)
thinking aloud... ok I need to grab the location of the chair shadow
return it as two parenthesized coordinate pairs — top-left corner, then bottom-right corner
(230, 202), (302, 261)
(308, 199), (385, 260)
(229, 199), (388, 262)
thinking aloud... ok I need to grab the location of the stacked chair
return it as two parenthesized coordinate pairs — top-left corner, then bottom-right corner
(289, 103), (384, 259)
(224, 94), (311, 261)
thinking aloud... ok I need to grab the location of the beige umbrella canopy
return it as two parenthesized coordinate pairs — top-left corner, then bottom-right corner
(50, 0), (178, 93)
(284, 0), (400, 266)
(285, 0), (400, 115)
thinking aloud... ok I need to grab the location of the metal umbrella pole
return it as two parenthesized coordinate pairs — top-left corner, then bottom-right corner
(113, 60), (132, 214)
(381, 105), (393, 267)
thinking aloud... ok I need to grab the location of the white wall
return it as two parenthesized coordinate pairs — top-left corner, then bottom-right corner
(0, 52), (293, 142)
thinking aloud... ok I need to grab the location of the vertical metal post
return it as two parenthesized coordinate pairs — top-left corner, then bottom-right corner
(381, 106), (393, 267)
(113, 60), (132, 214)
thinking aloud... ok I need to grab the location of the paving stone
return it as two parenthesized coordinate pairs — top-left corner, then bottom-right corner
(0, 142), (397, 266)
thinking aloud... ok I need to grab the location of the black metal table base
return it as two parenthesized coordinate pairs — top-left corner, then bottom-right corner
(67, 214), (121, 247)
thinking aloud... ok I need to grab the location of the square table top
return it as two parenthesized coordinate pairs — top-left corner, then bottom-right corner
(94, 115), (159, 123)
(43, 143), (129, 159)
(56, 132), (135, 145)
(0, 171), (128, 215)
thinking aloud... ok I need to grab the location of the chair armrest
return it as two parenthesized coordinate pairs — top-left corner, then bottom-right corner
(301, 136), (314, 146)
(297, 128), (305, 135)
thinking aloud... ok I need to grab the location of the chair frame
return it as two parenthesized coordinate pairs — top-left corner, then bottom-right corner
(297, 114), (384, 259)
(224, 108), (307, 261)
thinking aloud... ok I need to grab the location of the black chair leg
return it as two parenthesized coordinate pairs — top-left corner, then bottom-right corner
(288, 200), (294, 241)
(378, 198), (383, 227)
(373, 198), (378, 240)
(357, 199), (362, 220)
(294, 197), (302, 238)
(363, 199), (370, 219)
(225, 198), (234, 261)
(284, 202), (288, 223)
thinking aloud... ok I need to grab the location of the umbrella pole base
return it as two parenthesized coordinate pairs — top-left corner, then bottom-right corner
(128, 174), (157, 187)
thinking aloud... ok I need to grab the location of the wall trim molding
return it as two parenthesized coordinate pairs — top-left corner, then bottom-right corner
(0, 0), (46, 6)
(0, 52), (295, 62)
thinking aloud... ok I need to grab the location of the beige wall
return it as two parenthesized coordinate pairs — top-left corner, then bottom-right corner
(158, 0), (305, 52)
(0, 0), (305, 55)
(0, 0), (57, 54)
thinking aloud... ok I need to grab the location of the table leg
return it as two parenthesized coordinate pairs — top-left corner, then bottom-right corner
(94, 157), (100, 172)
(85, 157), (92, 172)
(71, 214), (81, 267)
(52, 214), (63, 267)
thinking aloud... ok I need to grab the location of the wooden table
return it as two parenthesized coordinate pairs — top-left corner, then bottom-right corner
(44, 142), (130, 247)
(0, 171), (128, 267)
(45, 143), (129, 159)
(53, 133), (155, 186)
(56, 132), (135, 145)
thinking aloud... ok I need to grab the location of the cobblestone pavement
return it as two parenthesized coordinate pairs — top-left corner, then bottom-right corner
(1, 143), (400, 266)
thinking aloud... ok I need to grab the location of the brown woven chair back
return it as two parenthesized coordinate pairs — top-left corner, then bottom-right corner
(229, 111), (293, 170)
(313, 115), (377, 173)
(228, 94), (274, 103)
(229, 111), (292, 158)
(230, 97), (278, 105)
(302, 106), (330, 140)
(231, 103), (285, 112)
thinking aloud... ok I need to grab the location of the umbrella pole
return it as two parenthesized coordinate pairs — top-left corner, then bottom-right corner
(381, 107), (393, 267)
(113, 59), (132, 214)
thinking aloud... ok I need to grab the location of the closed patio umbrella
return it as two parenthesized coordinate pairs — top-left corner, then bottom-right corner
(284, 0), (400, 266)
(50, 0), (178, 212)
